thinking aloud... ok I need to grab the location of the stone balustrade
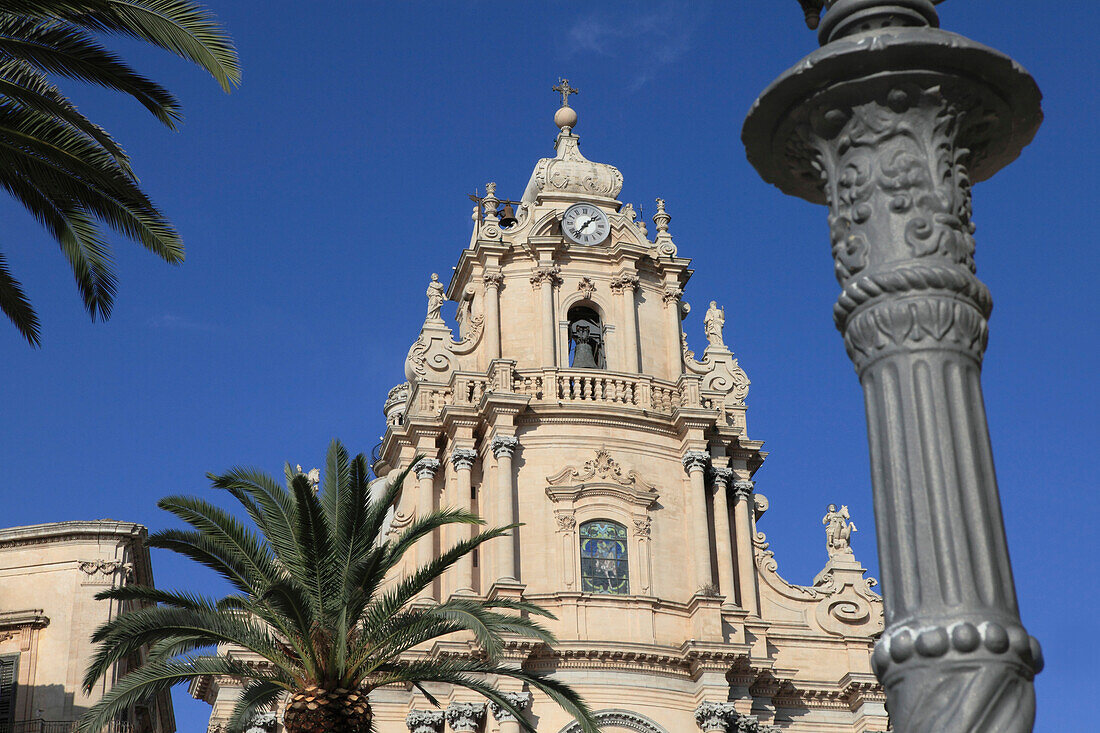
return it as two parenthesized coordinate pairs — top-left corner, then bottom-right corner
(401, 367), (749, 422)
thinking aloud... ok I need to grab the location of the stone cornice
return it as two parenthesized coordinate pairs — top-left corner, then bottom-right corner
(0, 520), (146, 547)
(0, 609), (49, 630)
(517, 411), (678, 437)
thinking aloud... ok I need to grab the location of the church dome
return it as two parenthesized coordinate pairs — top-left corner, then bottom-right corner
(520, 114), (623, 205)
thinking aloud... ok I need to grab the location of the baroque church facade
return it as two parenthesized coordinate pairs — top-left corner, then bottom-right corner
(197, 92), (888, 733)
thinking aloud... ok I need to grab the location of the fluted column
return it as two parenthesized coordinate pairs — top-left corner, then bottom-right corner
(732, 480), (759, 616)
(490, 435), (520, 583)
(710, 467), (738, 607)
(682, 450), (713, 591)
(742, 2), (1044, 728)
(662, 286), (684, 379)
(531, 265), (560, 366)
(449, 448), (478, 595)
(611, 273), (641, 372)
(406, 709), (444, 733)
(445, 702), (484, 733)
(489, 692), (532, 733)
(483, 270), (503, 360)
(414, 458), (441, 600)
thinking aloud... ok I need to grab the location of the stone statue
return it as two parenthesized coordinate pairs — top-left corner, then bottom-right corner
(425, 273), (445, 322)
(569, 318), (604, 369)
(823, 503), (856, 557)
(704, 300), (725, 348)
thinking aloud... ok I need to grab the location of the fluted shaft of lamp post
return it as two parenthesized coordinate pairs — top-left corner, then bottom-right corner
(743, 1), (1044, 729)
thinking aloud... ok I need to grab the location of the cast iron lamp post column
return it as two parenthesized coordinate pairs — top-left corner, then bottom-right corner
(742, 2), (1044, 730)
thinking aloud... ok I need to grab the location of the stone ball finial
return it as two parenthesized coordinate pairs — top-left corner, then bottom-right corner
(554, 104), (578, 130)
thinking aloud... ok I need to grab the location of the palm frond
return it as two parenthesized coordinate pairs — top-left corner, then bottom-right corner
(209, 467), (299, 570)
(364, 522), (509, 629)
(3, 0), (240, 91)
(0, 57), (131, 165)
(155, 494), (280, 591)
(224, 680), (284, 733)
(76, 655), (277, 733)
(72, 0), (241, 91)
(0, 250), (39, 344)
(0, 14), (181, 125)
(83, 604), (299, 692)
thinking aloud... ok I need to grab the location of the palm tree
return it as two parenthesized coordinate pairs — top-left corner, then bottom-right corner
(0, 0), (240, 346)
(78, 440), (600, 733)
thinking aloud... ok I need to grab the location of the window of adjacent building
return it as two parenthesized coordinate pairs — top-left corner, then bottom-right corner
(579, 520), (629, 594)
(568, 305), (606, 369)
(0, 653), (17, 729)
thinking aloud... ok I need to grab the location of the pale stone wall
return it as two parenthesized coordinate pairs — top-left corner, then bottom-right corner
(0, 521), (175, 732)
(199, 112), (889, 733)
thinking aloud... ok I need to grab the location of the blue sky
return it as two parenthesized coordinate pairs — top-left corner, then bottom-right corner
(1, 2), (1096, 730)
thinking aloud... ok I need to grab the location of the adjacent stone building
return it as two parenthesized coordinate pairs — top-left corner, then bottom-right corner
(0, 520), (175, 733)
(198, 95), (889, 733)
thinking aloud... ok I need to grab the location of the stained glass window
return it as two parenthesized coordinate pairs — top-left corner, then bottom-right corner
(579, 520), (629, 595)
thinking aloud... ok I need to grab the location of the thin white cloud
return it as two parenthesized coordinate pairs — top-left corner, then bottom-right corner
(148, 313), (220, 333)
(565, 2), (705, 90)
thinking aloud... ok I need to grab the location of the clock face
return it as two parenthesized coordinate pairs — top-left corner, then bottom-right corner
(562, 203), (610, 246)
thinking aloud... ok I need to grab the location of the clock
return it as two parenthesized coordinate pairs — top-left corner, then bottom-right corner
(562, 203), (610, 246)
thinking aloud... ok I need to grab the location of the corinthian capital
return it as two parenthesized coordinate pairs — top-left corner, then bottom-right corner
(710, 466), (734, 489)
(682, 450), (710, 474)
(450, 448), (477, 471)
(610, 273), (640, 293)
(732, 480), (754, 502)
(483, 270), (504, 290)
(445, 702), (485, 732)
(405, 710), (444, 733)
(489, 692), (532, 723)
(529, 265), (562, 289)
(661, 286), (683, 308)
(414, 458), (441, 480)
(694, 701), (735, 732)
(490, 435), (519, 459)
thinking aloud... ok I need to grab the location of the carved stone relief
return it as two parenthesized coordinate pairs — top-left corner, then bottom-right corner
(546, 449), (659, 596)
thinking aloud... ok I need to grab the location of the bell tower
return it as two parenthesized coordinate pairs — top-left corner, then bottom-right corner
(372, 89), (890, 733)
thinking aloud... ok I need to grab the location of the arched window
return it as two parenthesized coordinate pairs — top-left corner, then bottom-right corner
(579, 520), (628, 594)
(568, 305), (605, 369)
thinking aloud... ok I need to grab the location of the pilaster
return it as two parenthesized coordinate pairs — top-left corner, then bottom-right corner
(682, 450), (714, 592)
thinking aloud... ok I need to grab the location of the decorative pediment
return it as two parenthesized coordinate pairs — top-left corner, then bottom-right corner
(545, 448), (658, 508)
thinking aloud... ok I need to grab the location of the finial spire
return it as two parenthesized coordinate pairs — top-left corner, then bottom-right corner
(552, 78), (579, 133)
(553, 78), (578, 107)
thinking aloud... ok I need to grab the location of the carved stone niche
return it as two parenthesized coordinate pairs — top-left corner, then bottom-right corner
(545, 448), (659, 595)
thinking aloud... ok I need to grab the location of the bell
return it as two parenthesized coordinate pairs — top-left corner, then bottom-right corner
(498, 203), (518, 228)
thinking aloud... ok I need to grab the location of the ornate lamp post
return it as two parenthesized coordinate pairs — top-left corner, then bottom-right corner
(742, 1), (1043, 730)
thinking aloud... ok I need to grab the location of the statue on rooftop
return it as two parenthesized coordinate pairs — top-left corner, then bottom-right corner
(425, 273), (445, 323)
(824, 503), (857, 557)
(704, 300), (726, 348)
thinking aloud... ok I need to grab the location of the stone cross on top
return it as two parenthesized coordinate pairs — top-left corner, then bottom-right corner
(553, 78), (578, 107)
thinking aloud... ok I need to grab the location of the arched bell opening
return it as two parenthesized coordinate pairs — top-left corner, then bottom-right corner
(567, 303), (606, 369)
